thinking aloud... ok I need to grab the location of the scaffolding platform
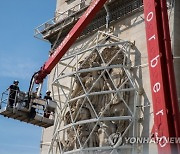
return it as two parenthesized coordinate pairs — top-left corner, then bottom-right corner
(34, 0), (143, 44)
(0, 106), (54, 128)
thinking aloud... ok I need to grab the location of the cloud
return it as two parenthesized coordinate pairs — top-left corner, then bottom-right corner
(0, 55), (39, 80)
(0, 142), (39, 150)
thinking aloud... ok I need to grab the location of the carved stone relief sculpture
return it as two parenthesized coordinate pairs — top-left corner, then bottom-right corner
(61, 45), (131, 152)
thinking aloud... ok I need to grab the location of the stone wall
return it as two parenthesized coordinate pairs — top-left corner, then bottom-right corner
(40, 0), (178, 153)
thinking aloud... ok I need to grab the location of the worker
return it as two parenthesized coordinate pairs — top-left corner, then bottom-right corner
(7, 80), (20, 108)
(44, 90), (52, 118)
(44, 90), (52, 100)
(33, 86), (42, 98)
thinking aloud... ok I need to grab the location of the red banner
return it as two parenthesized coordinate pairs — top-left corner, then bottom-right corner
(143, 0), (180, 153)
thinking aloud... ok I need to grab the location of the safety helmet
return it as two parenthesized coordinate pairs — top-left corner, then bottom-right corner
(46, 90), (51, 94)
(14, 80), (19, 84)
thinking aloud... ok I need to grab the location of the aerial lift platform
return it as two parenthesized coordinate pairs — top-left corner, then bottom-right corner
(0, 107), (53, 128)
(0, 90), (56, 128)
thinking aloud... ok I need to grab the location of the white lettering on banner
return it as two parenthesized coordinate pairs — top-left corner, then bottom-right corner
(156, 109), (164, 116)
(148, 34), (156, 41)
(153, 82), (160, 93)
(144, 1), (172, 151)
(85, 0), (99, 17)
(146, 12), (154, 22)
(52, 34), (70, 58)
(151, 55), (160, 68)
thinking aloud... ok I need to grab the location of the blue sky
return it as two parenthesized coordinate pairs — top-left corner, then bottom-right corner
(0, 1), (56, 154)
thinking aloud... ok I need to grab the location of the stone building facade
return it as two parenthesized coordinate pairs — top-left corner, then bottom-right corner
(38, 0), (180, 153)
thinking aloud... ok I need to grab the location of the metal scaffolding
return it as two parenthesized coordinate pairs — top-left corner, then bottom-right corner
(34, 0), (143, 42)
(47, 31), (143, 154)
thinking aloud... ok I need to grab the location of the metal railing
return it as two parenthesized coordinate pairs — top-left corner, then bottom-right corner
(34, 1), (90, 40)
(0, 89), (25, 109)
(0, 90), (9, 109)
(0, 89), (55, 119)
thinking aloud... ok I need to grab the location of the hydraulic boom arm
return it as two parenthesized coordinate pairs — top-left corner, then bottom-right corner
(34, 0), (108, 84)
